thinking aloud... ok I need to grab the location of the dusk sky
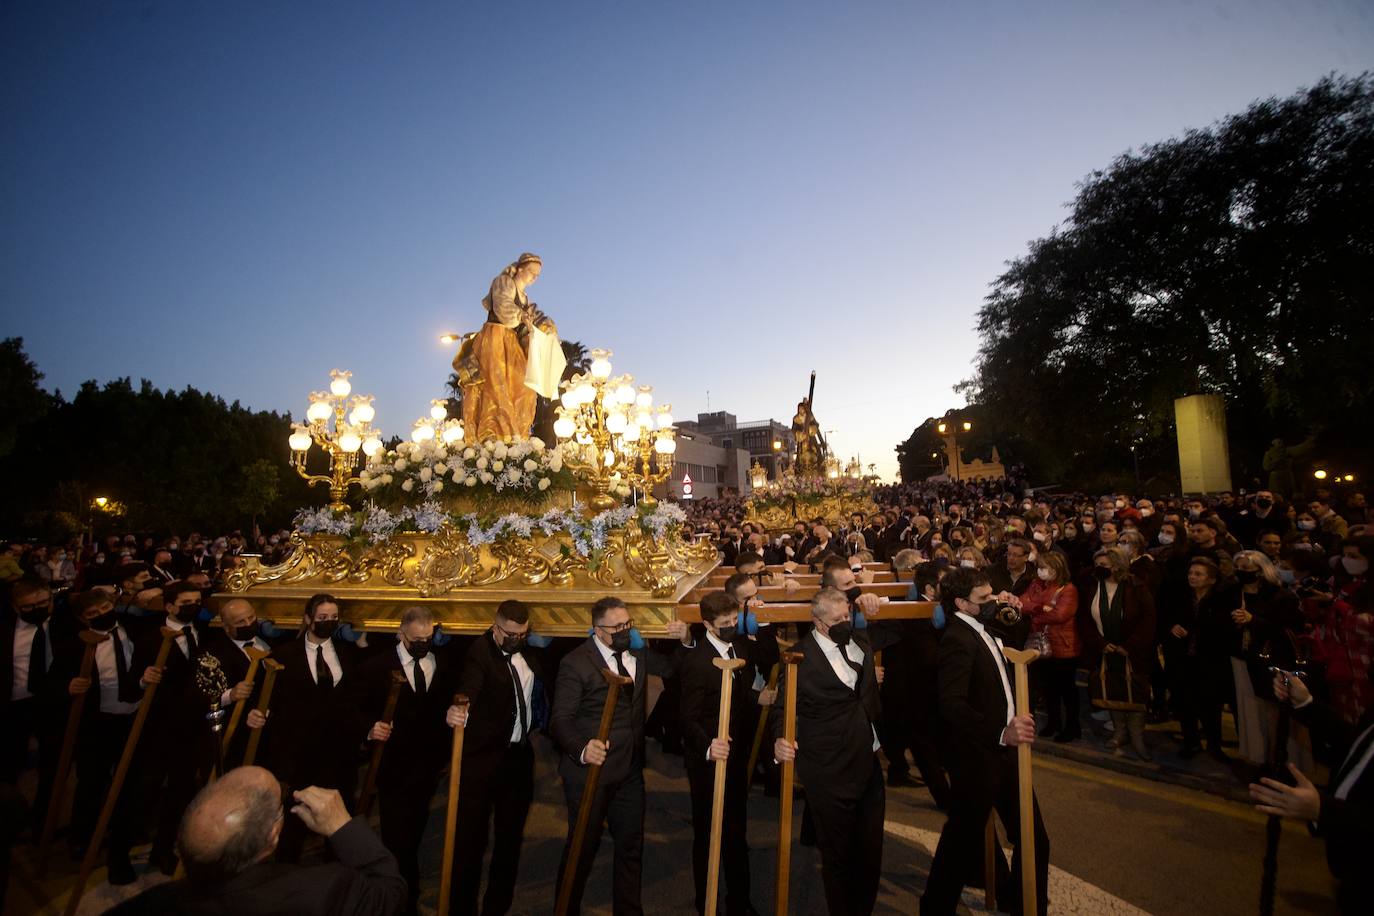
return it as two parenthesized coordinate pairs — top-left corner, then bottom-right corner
(4, 1), (1373, 481)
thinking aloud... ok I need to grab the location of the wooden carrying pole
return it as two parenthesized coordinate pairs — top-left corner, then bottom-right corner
(64, 626), (177, 916)
(357, 670), (406, 816)
(774, 651), (803, 916)
(437, 693), (471, 916)
(555, 667), (632, 916)
(745, 663), (780, 791)
(221, 646), (271, 748)
(36, 629), (108, 875)
(1002, 647), (1040, 916)
(705, 657), (746, 916)
(242, 659), (284, 767)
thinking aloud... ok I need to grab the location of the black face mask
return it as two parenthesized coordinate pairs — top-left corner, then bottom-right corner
(1255, 498), (1273, 510)
(716, 625), (739, 642)
(173, 603), (200, 624)
(609, 629), (632, 653)
(405, 638), (432, 660)
(826, 621), (853, 647)
(499, 631), (527, 653)
(1235, 569), (1258, 585)
(844, 586), (863, 605)
(934, 556), (950, 568)
(1093, 566), (1112, 581)
(88, 610), (117, 632)
(312, 619), (338, 639)
(971, 598), (1022, 641)
(229, 621), (260, 642)
(18, 605), (50, 626)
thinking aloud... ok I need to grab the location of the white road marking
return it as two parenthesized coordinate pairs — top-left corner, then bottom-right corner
(883, 821), (1150, 915)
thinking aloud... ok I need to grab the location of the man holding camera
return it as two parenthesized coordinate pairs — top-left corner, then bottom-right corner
(921, 567), (1049, 916)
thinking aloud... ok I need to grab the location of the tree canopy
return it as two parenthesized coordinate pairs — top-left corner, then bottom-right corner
(948, 74), (1374, 491)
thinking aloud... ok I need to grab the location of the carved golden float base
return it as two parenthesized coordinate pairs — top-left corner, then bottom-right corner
(217, 526), (719, 637)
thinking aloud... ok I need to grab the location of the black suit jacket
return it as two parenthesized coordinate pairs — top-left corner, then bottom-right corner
(259, 637), (365, 790)
(936, 615), (1014, 781)
(132, 619), (210, 743)
(679, 629), (779, 769)
(458, 631), (549, 770)
(549, 636), (683, 787)
(770, 630), (882, 802)
(105, 816), (406, 916)
(1295, 702), (1374, 892)
(358, 648), (457, 788)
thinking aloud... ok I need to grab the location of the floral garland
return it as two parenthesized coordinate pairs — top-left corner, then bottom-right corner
(358, 436), (577, 502)
(292, 500), (689, 558)
(751, 473), (871, 509)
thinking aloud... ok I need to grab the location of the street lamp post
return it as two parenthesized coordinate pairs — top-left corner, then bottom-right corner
(936, 418), (972, 482)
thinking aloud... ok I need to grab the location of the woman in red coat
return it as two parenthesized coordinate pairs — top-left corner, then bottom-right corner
(1024, 550), (1081, 741)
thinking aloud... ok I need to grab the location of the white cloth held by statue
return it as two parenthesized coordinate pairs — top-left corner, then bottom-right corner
(524, 325), (566, 399)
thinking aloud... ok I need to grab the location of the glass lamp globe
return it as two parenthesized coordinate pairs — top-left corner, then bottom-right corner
(329, 372), (352, 398)
(349, 399), (376, 425)
(412, 422), (435, 443)
(574, 382), (596, 405)
(560, 390), (578, 409)
(657, 406), (673, 428)
(306, 400), (332, 423)
(622, 423), (642, 443)
(606, 411), (628, 434)
(361, 436), (383, 457)
(553, 417), (576, 438)
(603, 448), (617, 467)
(615, 383), (636, 405)
(430, 400), (449, 421)
(339, 431), (362, 453)
(441, 423), (464, 444)
(289, 430), (312, 452)
(654, 436), (675, 455)
(590, 349), (613, 379)
(635, 386), (654, 409)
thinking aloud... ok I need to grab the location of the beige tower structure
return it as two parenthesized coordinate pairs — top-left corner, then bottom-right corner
(1174, 394), (1232, 494)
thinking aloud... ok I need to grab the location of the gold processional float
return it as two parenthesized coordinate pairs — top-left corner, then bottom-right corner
(218, 255), (881, 636)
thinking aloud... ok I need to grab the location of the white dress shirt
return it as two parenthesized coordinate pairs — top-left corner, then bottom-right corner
(955, 611), (1015, 736)
(810, 629), (880, 751)
(304, 636), (343, 685)
(164, 617), (197, 659)
(592, 634), (636, 682)
(395, 640), (436, 693)
(94, 625), (139, 715)
(502, 645), (535, 743)
(11, 618), (51, 701)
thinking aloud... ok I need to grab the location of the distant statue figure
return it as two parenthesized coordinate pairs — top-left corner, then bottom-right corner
(792, 397), (824, 477)
(453, 253), (558, 439)
(1262, 435), (1315, 497)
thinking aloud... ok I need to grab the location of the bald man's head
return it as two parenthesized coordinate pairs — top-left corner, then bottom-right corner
(178, 766), (282, 883)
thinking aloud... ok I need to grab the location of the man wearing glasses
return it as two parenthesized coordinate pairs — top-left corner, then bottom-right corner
(550, 596), (690, 914)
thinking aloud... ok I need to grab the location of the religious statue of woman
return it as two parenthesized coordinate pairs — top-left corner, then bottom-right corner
(453, 253), (558, 440)
(792, 398), (823, 477)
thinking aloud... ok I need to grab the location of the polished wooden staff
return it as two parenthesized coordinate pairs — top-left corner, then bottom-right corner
(64, 626), (177, 916)
(984, 816), (1000, 911)
(554, 667), (633, 916)
(36, 629), (107, 874)
(774, 650), (803, 916)
(357, 670), (406, 816)
(705, 656), (747, 916)
(745, 662), (780, 792)
(437, 692), (471, 916)
(221, 645), (271, 748)
(1001, 646), (1041, 916)
(242, 659), (284, 767)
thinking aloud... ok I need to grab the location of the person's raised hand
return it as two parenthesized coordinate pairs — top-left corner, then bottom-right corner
(708, 737), (731, 761)
(1170, 624), (1188, 639)
(446, 704), (469, 728)
(665, 620), (689, 644)
(1002, 714), (1036, 746)
(230, 681), (253, 702)
(291, 786), (352, 837)
(773, 737), (797, 763)
(368, 721), (392, 742)
(583, 738), (609, 766)
(1249, 763), (1321, 821)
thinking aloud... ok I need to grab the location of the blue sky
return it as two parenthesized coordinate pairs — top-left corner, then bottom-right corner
(4, 1), (1372, 480)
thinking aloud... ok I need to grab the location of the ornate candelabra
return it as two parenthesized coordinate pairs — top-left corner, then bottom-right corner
(194, 654), (230, 780)
(553, 349), (677, 511)
(289, 369), (384, 512)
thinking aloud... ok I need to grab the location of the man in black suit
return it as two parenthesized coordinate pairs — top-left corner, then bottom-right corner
(922, 567), (1049, 916)
(450, 599), (548, 916)
(549, 596), (690, 914)
(1251, 671), (1374, 913)
(680, 590), (778, 915)
(245, 592), (365, 863)
(110, 563), (163, 641)
(58, 588), (147, 884)
(205, 598), (277, 768)
(133, 578), (215, 875)
(772, 587), (885, 916)
(1, 578), (62, 836)
(718, 526), (744, 568)
(107, 767), (406, 916)
(359, 606), (456, 915)
(987, 537), (1036, 597)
